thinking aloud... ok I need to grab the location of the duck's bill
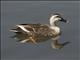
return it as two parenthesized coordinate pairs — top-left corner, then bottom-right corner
(60, 18), (69, 24)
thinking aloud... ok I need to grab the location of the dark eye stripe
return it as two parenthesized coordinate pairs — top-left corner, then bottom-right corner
(56, 16), (61, 18)
(56, 16), (60, 17)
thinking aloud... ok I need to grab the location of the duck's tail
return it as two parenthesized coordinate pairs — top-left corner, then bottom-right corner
(10, 29), (19, 32)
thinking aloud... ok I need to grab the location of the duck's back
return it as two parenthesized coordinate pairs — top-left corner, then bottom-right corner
(17, 23), (50, 35)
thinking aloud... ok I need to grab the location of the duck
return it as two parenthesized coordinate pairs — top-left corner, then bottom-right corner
(10, 13), (70, 49)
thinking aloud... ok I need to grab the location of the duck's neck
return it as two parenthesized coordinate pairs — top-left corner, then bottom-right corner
(50, 18), (58, 27)
(50, 17), (60, 34)
(50, 21), (56, 27)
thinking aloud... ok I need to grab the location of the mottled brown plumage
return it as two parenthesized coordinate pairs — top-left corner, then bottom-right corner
(11, 24), (60, 43)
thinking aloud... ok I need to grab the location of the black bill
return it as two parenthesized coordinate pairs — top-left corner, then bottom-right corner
(60, 18), (69, 23)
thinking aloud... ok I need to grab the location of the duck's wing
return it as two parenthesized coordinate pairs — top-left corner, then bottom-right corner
(10, 23), (50, 44)
(10, 24), (40, 33)
(15, 23), (50, 34)
(10, 23), (54, 39)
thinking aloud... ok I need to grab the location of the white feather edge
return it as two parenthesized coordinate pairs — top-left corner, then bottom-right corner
(20, 39), (29, 43)
(10, 29), (18, 32)
(16, 25), (30, 33)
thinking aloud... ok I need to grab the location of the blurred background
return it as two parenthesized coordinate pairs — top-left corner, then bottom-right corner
(1, 1), (80, 60)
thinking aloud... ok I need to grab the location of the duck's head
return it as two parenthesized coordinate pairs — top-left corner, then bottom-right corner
(50, 13), (69, 26)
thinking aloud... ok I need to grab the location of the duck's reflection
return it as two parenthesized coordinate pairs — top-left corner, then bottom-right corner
(11, 32), (30, 43)
(11, 32), (50, 44)
(11, 32), (70, 49)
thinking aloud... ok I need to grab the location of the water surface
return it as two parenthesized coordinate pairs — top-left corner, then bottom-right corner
(1, 1), (79, 60)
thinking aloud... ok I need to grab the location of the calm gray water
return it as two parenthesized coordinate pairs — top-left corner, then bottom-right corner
(1, 1), (79, 60)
